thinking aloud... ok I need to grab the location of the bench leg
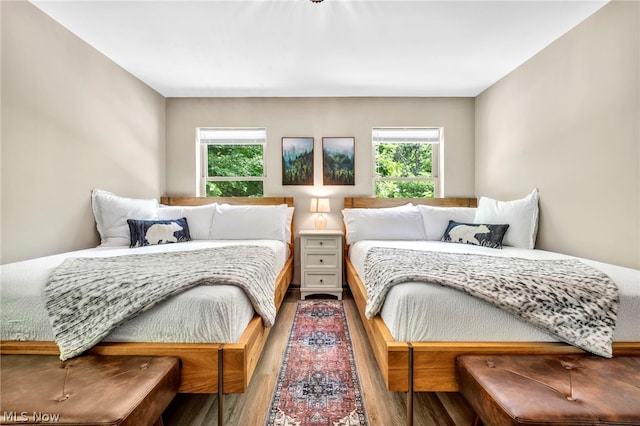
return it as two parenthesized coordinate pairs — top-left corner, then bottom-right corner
(218, 346), (224, 426)
(472, 414), (483, 426)
(407, 343), (414, 426)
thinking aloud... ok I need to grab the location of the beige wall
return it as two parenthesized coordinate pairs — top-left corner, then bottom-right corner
(1, 1), (166, 264)
(166, 97), (475, 282)
(3, 0), (637, 272)
(166, 97), (475, 231)
(475, 1), (639, 268)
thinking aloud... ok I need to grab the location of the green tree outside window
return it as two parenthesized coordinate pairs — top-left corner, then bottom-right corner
(373, 128), (440, 198)
(198, 128), (266, 197)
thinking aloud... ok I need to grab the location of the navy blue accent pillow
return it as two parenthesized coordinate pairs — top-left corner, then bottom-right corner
(127, 217), (191, 248)
(441, 220), (509, 249)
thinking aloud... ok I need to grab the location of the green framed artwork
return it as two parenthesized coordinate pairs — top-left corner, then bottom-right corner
(282, 137), (314, 185)
(322, 137), (354, 185)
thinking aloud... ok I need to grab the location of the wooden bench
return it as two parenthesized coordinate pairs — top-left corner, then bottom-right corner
(1, 354), (180, 426)
(457, 354), (640, 426)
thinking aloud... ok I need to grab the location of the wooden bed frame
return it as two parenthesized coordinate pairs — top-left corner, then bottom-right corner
(1, 196), (294, 395)
(343, 197), (640, 393)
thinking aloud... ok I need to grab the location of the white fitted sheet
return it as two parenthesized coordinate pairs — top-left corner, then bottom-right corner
(1, 240), (288, 344)
(350, 240), (640, 343)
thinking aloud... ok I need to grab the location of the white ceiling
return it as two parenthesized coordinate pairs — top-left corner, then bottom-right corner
(30, 0), (609, 98)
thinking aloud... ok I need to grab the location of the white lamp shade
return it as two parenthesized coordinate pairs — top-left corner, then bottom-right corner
(317, 198), (330, 213)
(309, 198), (318, 212)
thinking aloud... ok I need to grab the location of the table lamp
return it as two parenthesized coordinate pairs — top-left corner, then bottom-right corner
(309, 198), (330, 230)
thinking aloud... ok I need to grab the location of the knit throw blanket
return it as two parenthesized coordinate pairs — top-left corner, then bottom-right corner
(45, 245), (278, 360)
(363, 247), (619, 358)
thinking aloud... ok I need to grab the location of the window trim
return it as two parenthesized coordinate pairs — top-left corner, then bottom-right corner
(371, 127), (442, 198)
(196, 127), (267, 197)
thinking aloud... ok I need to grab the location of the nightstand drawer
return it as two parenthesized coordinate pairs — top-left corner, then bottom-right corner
(303, 272), (339, 287)
(304, 237), (339, 250)
(304, 253), (338, 268)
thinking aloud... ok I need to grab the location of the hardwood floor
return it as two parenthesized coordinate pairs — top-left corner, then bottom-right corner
(161, 291), (476, 426)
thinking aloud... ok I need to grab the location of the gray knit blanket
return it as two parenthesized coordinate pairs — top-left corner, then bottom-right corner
(45, 245), (278, 360)
(363, 247), (619, 357)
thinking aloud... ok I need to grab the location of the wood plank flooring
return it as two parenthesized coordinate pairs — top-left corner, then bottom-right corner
(161, 291), (476, 426)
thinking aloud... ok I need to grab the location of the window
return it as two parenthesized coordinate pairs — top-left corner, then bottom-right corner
(197, 127), (266, 197)
(372, 127), (441, 198)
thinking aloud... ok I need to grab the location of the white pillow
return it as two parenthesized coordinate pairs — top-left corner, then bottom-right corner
(158, 203), (216, 240)
(341, 205), (426, 245)
(210, 203), (289, 242)
(91, 189), (158, 247)
(474, 189), (539, 249)
(418, 205), (477, 241)
(285, 206), (295, 243)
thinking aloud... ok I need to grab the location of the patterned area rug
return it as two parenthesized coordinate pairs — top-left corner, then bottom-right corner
(265, 300), (368, 425)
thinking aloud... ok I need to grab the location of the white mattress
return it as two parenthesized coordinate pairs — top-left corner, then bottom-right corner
(350, 240), (640, 343)
(1, 240), (288, 344)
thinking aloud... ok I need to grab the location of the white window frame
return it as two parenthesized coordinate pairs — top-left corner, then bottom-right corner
(196, 127), (267, 197)
(372, 127), (442, 198)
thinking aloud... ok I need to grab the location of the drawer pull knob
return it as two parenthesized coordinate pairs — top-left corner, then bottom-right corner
(320, 241), (323, 245)
(320, 279), (324, 283)
(319, 259), (323, 263)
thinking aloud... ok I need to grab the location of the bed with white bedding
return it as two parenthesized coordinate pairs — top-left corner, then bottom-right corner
(343, 196), (640, 392)
(2, 240), (288, 345)
(350, 240), (639, 346)
(0, 193), (295, 394)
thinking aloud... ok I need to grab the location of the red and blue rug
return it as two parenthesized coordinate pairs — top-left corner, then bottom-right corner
(265, 300), (368, 425)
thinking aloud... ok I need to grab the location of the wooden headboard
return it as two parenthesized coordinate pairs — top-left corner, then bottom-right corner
(341, 197), (477, 256)
(160, 196), (293, 207)
(159, 196), (295, 249)
(343, 197), (477, 208)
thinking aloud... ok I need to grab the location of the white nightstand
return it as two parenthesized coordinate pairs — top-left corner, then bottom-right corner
(299, 229), (343, 300)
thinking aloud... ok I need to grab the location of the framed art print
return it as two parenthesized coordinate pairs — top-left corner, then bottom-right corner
(322, 137), (354, 185)
(282, 137), (314, 185)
